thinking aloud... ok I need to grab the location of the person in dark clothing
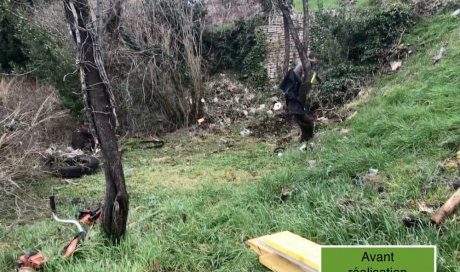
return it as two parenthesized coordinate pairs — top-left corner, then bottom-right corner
(279, 61), (316, 142)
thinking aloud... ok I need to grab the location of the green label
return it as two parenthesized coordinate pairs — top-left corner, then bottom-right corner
(321, 246), (436, 272)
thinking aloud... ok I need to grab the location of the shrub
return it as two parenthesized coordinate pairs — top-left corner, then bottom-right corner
(0, 2), (28, 72)
(0, 76), (72, 186)
(202, 17), (268, 89)
(0, 1), (82, 120)
(309, 4), (417, 110)
(15, 25), (82, 120)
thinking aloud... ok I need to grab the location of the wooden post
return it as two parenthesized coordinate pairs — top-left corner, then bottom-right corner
(431, 188), (460, 225)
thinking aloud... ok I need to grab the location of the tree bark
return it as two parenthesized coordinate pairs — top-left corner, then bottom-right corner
(282, 17), (290, 76)
(277, 0), (312, 98)
(302, 0), (309, 56)
(282, 1), (291, 76)
(63, 0), (129, 242)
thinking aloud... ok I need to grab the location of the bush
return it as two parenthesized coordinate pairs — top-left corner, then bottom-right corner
(0, 2), (28, 72)
(309, 4), (417, 110)
(15, 25), (82, 120)
(202, 17), (268, 89)
(0, 1), (82, 120)
(0, 76), (72, 186)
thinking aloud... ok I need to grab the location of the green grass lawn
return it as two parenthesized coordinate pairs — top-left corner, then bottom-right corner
(1, 11), (460, 272)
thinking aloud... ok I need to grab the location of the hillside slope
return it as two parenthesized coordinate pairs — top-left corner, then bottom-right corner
(1, 10), (459, 272)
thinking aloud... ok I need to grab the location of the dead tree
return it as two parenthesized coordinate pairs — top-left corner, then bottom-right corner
(63, 0), (129, 242)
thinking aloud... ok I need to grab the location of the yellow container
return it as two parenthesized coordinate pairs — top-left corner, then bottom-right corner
(247, 231), (320, 272)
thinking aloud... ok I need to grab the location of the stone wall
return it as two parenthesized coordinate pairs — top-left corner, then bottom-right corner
(257, 10), (339, 83)
(256, 12), (306, 83)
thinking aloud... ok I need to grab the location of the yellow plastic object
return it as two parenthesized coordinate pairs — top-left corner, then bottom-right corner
(247, 231), (320, 272)
(310, 72), (317, 84)
(259, 253), (304, 272)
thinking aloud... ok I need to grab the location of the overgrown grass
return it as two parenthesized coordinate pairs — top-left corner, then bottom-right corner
(1, 11), (460, 272)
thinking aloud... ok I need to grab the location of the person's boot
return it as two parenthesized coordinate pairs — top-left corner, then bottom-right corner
(294, 114), (314, 142)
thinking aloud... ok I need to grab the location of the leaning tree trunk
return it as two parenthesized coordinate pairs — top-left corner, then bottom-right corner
(277, 0), (312, 97)
(277, 0), (311, 82)
(63, 0), (129, 242)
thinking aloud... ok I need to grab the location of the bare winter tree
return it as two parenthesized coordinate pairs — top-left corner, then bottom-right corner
(62, 0), (129, 242)
(98, 0), (206, 133)
(277, 0), (312, 88)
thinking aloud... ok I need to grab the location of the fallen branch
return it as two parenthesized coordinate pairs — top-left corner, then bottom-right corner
(431, 188), (460, 225)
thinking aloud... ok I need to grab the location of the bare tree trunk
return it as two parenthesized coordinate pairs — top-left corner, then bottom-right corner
(282, 2), (291, 76)
(277, 0), (312, 96)
(63, 0), (129, 242)
(302, 0), (309, 55)
(277, 0), (311, 81)
(282, 0), (293, 76)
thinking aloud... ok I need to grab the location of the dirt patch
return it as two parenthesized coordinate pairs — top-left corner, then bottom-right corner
(247, 112), (294, 138)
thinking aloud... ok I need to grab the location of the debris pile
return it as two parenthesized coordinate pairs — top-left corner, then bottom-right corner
(202, 73), (293, 137)
(202, 74), (267, 128)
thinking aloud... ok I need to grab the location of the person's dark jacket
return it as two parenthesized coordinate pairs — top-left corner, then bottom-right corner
(279, 69), (306, 115)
